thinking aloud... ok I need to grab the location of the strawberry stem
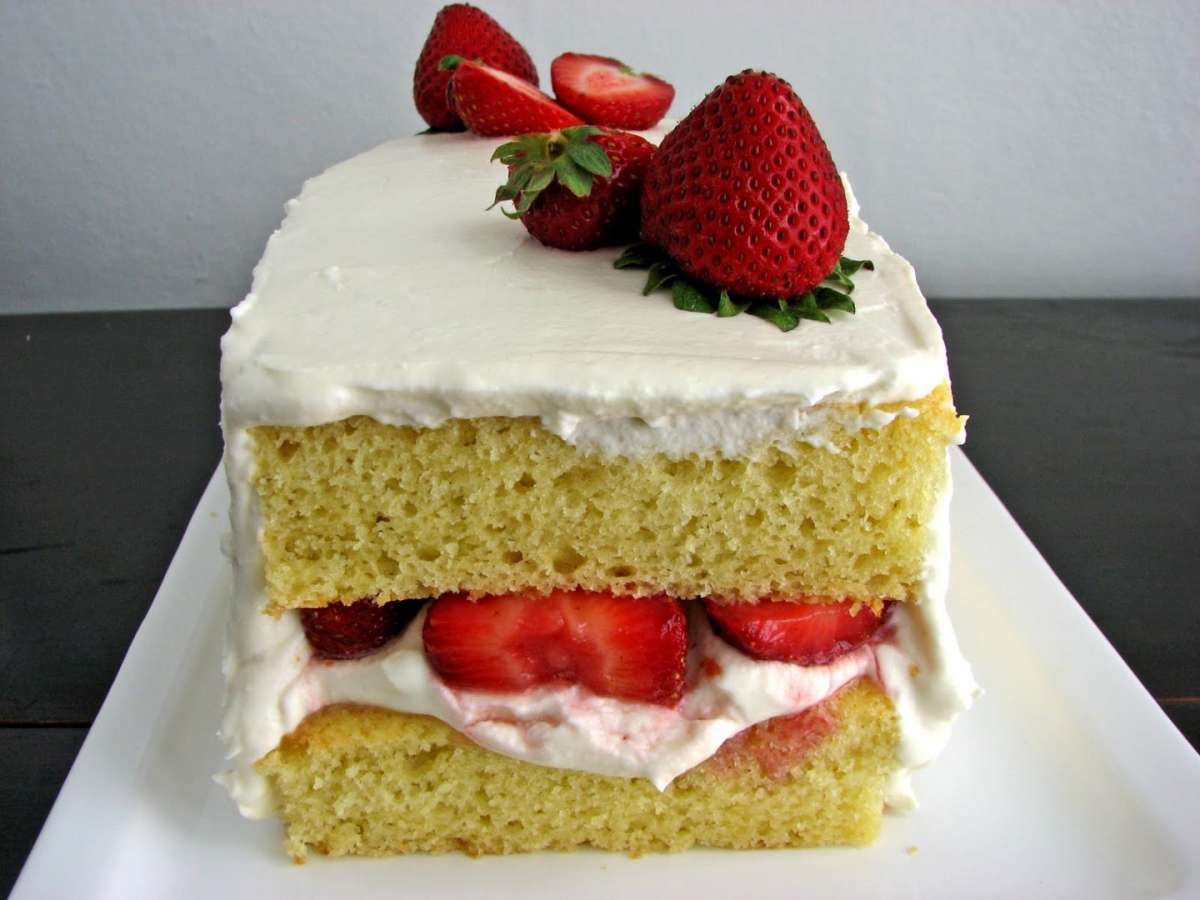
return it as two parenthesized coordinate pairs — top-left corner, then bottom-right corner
(488, 126), (610, 218)
(613, 243), (871, 332)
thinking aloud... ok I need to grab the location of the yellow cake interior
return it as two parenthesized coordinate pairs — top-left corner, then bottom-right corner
(258, 680), (897, 861)
(242, 387), (961, 860)
(251, 385), (961, 613)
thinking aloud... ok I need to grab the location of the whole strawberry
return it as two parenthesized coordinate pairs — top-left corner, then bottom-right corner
(490, 126), (655, 250)
(413, 3), (538, 130)
(640, 70), (848, 300)
(299, 597), (418, 660)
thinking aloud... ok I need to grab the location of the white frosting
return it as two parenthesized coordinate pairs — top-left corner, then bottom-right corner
(549, 403), (923, 458)
(216, 127), (977, 816)
(219, 127), (951, 456)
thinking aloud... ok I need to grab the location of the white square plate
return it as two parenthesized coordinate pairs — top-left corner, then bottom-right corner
(13, 450), (1200, 899)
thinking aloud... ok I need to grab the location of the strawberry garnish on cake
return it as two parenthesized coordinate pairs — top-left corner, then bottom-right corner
(423, 590), (688, 705)
(441, 57), (582, 136)
(300, 597), (419, 660)
(413, 3), (538, 130)
(642, 69), (848, 297)
(489, 126), (655, 250)
(704, 598), (891, 666)
(615, 69), (874, 330)
(551, 53), (675, 130)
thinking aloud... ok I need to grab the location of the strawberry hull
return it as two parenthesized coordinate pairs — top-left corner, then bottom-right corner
(492, 128), (656, 251)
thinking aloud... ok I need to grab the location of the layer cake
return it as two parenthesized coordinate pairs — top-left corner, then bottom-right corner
(217, 126), (977, 859)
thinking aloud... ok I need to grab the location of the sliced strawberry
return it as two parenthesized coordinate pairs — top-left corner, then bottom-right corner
(490, 126), (656, 250)
(423, 590), (687, 706)
(704, 598), (890, 666)
(558, 591), (687, 705)
(300, 597), (419, 660)
(413, 4), (538, 130)
(443, 57), (583, 137)
(551, 53), (674, 130)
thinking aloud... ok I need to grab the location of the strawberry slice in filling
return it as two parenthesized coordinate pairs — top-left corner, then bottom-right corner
(300, 593), (891, 713)
(703, 597), (892, 666)
(423, 590), (688, 706)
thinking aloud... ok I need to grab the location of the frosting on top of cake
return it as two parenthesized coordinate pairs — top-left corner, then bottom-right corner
(221, 127), (950, 446)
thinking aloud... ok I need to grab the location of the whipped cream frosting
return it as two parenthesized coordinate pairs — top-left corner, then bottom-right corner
(220, 126), (951, 455)
(217, 127), (976, 816)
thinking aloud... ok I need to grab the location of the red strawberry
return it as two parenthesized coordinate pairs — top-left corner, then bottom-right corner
(490, 126), (655, 250)
(443, 57), (582, 136)
(640, 70), (848, 299)
(413, 4), (538, 130)
(704, 598), (890, 666)
(551, 53), (674, 130)
(423, 590), (688, 706)
(300, 597), (419, 660)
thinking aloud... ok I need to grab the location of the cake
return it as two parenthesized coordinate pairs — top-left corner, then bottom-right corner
(217, 14), (977, 860)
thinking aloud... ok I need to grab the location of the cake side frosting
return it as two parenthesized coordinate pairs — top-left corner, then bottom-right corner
(220, 127), (952, 457)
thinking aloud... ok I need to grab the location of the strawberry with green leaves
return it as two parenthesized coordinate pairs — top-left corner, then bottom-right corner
(490, 126), (655, 250)
(618, 69), (872, 331)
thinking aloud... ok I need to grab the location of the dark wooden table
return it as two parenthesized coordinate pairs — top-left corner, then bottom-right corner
(2, 300), (1197, 893)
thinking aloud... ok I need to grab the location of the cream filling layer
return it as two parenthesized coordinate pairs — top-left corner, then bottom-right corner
(217, 436), (977, 818)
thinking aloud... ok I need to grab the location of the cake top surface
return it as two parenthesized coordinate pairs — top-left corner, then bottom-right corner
(221, 128), (949, 433)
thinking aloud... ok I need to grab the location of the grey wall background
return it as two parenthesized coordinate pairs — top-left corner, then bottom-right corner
(2, 0), (1197, 313)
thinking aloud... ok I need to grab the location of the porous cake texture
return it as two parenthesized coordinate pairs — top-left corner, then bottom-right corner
(252, 386), (961, 613)
(259, 681), (896, 860)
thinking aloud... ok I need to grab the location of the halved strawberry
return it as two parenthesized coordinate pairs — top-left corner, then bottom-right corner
(423, 590), (687, 706)
(704, 598), (890, 666)
(413, 4), (538, 130)
(442, 57), (582, 136)
(300, 597), (419, 660)
(551, 53), (674, 130)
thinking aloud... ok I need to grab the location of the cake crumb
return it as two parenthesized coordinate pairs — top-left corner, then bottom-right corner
(905, 845), (919, 856)
(909, 664), (920, 678)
